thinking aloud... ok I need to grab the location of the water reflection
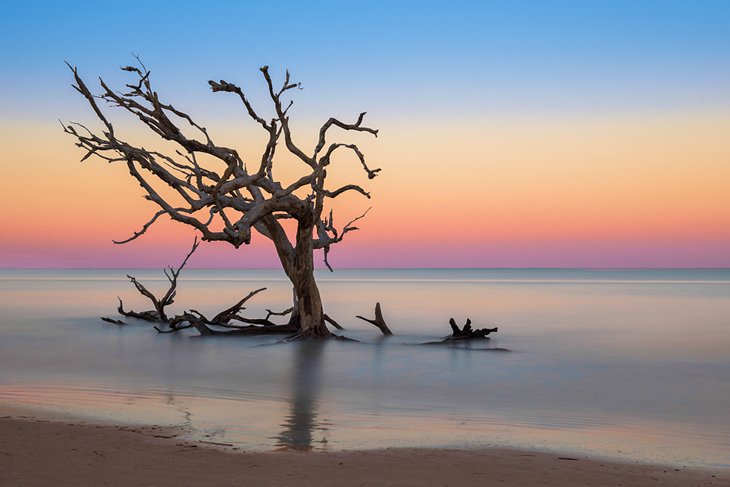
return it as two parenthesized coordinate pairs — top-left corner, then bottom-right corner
(1, 269), (729, 465)
(275, 341), (328, 450)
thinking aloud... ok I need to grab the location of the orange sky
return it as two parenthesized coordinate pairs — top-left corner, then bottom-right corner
(1, 108), (729, 268)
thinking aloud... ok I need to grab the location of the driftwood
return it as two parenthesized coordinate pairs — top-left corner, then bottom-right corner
(355, 303), (501, 346)
(446, 318), (498, 340)
(353, 303), (503, 346)
(418, 318), (501, 346)
(356, 302), (393, 335)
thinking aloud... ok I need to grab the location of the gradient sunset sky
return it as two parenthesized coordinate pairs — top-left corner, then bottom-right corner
(1, 1), (729, 268)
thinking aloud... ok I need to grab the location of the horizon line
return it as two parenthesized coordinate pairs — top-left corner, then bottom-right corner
(2, 266), (729, 271)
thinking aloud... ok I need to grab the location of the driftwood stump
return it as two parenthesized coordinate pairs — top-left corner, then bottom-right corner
(356, 302), (393, 335)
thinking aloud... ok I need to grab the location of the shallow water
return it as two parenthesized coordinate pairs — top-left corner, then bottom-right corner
(0, 268), (728, 467)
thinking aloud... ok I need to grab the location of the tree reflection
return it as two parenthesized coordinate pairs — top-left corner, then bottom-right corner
(275, 341), (328, 450)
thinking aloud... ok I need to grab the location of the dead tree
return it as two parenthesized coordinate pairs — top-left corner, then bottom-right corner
(65, 60), (380, 338)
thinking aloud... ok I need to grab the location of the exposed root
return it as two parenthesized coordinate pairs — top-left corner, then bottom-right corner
(323, 314), (344, 330)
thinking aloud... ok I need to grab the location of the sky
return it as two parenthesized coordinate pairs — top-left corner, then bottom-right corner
(0, 0), (729, 268)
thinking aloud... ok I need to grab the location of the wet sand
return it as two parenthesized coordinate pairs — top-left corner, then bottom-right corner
(0, 410), (726, 487)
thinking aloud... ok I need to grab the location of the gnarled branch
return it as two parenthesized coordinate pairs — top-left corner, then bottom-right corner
(118, 238), (199, 323)
(65, 62), (378, 273)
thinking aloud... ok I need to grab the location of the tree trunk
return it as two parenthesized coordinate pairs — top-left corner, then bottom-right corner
(289, 263), (328, 337)
(282, 217), (330, 338)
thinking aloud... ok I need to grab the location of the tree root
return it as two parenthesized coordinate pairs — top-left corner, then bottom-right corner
(323, 314), (344, 330)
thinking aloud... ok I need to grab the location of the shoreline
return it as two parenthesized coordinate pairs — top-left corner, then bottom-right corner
(1, 406), (726, 487)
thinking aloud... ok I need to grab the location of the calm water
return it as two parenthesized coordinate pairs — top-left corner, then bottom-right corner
(0, 269), (728, 467)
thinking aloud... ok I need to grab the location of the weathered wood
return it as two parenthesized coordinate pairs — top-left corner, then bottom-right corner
(356, 302), (393, 336)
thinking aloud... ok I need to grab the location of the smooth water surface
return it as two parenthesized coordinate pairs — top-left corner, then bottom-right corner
(0, 268), (728, 466)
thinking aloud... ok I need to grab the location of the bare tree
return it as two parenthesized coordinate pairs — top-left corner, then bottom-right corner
(64, 60), (380, 338)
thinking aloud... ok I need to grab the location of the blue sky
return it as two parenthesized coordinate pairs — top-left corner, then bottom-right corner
(2, 0), (729, 121)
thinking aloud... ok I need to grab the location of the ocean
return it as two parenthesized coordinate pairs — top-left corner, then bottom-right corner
(0, 268), (728, 467)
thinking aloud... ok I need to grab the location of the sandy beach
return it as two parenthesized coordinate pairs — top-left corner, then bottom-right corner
(1, 407), (726, 487)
